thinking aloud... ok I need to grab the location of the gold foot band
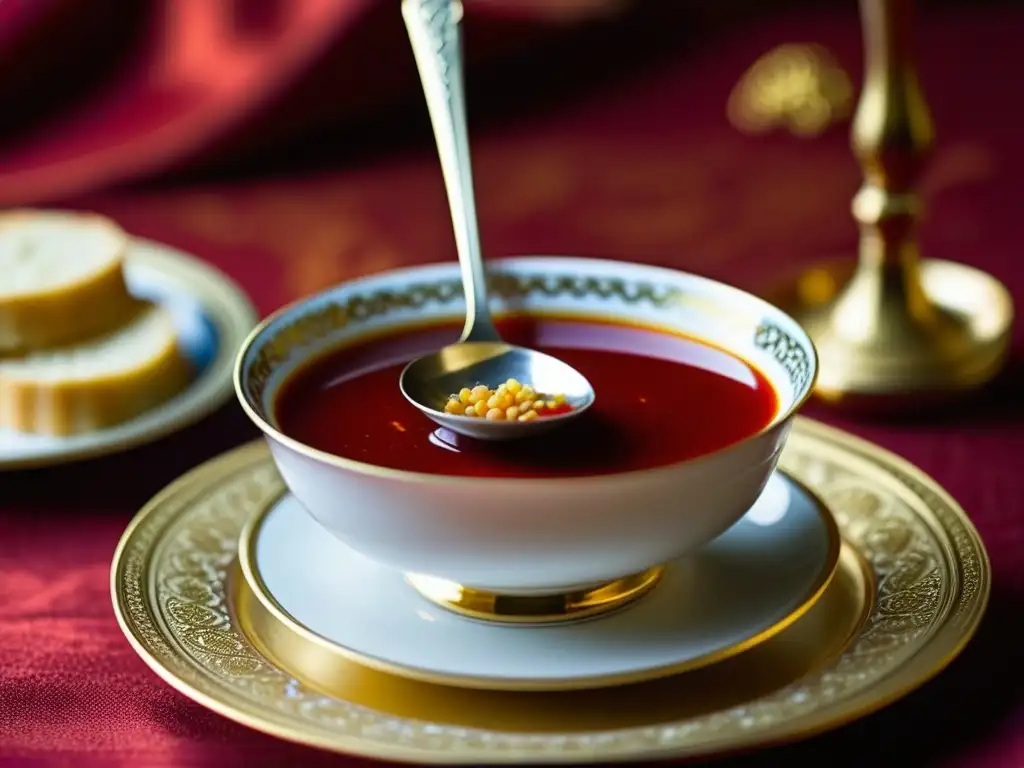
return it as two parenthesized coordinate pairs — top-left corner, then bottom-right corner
(405, 567), (665, 625)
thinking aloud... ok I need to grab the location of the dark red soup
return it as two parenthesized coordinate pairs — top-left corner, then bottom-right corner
(274, 316), (777, 479)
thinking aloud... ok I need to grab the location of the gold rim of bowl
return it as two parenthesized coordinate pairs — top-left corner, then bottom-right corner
(232, 257), (821, 487)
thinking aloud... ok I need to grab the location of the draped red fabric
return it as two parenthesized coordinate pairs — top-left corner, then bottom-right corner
(0, 0), (631, 206)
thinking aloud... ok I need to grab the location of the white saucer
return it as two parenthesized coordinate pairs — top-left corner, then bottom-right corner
(0, 238), (257, 470)
(241, 471), (841, 692)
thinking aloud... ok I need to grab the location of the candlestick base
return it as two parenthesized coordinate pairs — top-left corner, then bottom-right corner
(766, 258), (1013, 411)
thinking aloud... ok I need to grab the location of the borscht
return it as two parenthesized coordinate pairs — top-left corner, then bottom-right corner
(274, 316), (777, 479)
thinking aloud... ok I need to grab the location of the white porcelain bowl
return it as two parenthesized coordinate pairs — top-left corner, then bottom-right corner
(235, 258), (817, 594)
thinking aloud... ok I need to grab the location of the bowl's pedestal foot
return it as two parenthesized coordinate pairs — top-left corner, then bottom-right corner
(404, 567), (665, 626)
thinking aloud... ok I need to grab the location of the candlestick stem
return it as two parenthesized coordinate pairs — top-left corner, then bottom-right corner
(767, 0), (1012, 409)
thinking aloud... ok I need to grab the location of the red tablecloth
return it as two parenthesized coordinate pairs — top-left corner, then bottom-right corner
(0, 0), (633, 206)
(3, 7), (1023, 767)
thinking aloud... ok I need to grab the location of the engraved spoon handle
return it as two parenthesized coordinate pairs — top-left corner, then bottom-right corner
(402, 0), (499, 344)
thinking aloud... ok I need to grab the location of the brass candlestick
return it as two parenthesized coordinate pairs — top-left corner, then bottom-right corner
(769, 0), (1013, 409)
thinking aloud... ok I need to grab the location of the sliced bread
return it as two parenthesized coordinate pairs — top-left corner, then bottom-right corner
(0, 302), (191, 435)
(0, 210), (138, 354)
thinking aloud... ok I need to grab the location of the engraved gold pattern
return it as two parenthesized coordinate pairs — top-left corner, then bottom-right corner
(111, 417), (988, 763)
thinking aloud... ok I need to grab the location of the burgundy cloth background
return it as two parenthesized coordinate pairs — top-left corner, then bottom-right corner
(0, 0), (651, 205)
(2, 4), (1024, 767)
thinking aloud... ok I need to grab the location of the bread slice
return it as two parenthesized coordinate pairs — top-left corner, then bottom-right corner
(0, 302), (191, 435)
(0, 210), (138, 354)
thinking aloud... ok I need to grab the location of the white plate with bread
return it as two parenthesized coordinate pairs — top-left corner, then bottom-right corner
(0, 210), (258, 469)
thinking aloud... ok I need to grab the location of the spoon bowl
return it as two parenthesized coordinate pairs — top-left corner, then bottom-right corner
(400, 0), (594, 440)
(400, 341), (596, 440)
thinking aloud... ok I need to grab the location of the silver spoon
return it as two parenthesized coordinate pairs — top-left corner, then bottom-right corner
(398, 0), (594, 441)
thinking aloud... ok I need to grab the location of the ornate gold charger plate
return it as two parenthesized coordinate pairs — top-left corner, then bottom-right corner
(0, 238), (258, 469)
(111, 417), (989, 764)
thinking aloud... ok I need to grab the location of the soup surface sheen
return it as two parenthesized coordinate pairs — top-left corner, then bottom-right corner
(274, 317), (777, 479)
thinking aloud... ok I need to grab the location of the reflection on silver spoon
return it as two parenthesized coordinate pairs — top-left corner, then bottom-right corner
(397, 0), (595, 441)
